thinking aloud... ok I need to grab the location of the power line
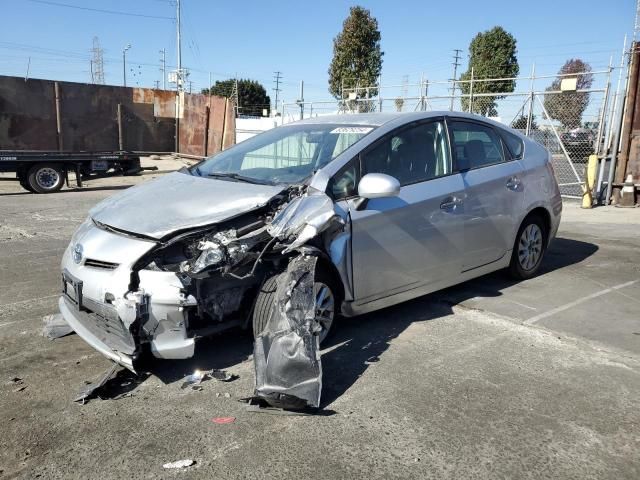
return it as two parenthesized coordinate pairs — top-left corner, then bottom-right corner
(24, 0), (174, 20)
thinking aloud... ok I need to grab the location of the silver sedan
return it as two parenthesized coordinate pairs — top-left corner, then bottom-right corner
(59, 112), (562, 373)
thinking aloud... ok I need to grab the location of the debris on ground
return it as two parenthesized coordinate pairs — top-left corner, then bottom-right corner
(180, 369), (238, 390)
(73, 368), (143, 403)
(253, 255), (323, 411)
(8, 377), (27, 393)
(162, 459), (195, 470)
(210, 369), (239, 382)
(73, 363), (121, 404)
(41, 313), (74, 340)
(211, 416), (235, 424)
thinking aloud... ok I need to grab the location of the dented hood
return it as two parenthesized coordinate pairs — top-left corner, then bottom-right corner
(89, 171), (285, 239)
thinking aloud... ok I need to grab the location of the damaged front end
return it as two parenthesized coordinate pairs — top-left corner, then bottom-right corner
(60, 185), (345, 406)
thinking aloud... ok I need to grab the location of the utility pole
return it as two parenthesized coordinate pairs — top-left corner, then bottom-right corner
(273, 71), (282, 113)
(174, 0), (182, 154)
(122, 44), (131, 87)
(159, 48), (166, 90)
(176, 0), (182, 91)
(449, 48), (462, 111)
(154, 80), (160, 89)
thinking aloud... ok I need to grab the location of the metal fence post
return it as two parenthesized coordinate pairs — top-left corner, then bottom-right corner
(525, 64), (535, 136)
(469, 67), (474, 113)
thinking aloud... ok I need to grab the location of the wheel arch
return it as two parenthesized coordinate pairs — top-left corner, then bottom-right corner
(290, 246), (345, 307)
(519, 206), (552, 247)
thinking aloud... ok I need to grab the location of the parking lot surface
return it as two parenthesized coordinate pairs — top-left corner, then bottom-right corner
(1, 170), (639, 479)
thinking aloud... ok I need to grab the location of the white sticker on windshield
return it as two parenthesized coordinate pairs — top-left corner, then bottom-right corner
(330, 127), (373, 134)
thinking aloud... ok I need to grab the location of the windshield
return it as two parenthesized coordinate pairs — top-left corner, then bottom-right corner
(193, 123), (374, 185)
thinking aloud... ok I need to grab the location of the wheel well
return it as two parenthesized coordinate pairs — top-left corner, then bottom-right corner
(315, 256), (345, 306)
(524, 207), (551, 236)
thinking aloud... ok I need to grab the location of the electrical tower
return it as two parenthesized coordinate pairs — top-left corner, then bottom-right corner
(449, 49), (462, 110)
(273, 71), (282, 113)
(159, 48), (166, 90)
(91, 36), (105, 85)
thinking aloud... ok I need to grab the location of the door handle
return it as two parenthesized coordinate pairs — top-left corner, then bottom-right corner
(506, 176), (521, 191)
(440, 196), (463, 210)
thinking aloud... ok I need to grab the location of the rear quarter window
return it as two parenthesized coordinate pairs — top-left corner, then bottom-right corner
(500, 129), (525, 159)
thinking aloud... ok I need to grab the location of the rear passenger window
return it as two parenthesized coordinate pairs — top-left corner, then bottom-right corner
(500, 129), (524, 159)
(449, 121), (505, 169)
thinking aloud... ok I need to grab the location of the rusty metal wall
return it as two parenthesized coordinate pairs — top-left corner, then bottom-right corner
(0, 75), (234, 155)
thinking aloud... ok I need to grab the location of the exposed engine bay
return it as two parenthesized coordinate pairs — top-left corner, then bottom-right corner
(90, 185), (344, 410)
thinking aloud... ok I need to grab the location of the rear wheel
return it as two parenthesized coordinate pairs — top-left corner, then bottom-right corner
(18, 173), (35, 193)
(27, 163), (64, 193)
(508, 214), (547, 280)
(252, 267), (337, 345)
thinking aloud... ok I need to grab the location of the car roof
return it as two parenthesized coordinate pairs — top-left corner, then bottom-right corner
(293, 111), (509, 129)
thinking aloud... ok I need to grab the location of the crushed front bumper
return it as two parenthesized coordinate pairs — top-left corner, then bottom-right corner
(58, 295), (137, 372)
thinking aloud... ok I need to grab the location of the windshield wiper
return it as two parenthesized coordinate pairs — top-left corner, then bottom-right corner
(207, 172), (272, 185)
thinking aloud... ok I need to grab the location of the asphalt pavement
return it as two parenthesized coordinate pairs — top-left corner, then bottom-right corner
(0, 168), (639, 479)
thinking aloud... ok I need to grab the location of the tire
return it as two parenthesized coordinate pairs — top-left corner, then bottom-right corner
(27, 163), (64, 193)
(252, 267), (338, 345)
(18, 176), (35, 193)
(508, 213), (547, 280)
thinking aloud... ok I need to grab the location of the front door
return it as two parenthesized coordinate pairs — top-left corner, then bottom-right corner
(338, 119), (466, 304)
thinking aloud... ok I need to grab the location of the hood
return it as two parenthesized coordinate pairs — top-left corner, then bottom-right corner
(89, 171), (286, 239)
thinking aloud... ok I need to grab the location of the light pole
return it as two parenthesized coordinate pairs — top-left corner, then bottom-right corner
(122, 44), (131, 87)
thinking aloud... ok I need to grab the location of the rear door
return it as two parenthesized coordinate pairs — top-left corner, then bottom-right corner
(329, 118), (466, 304)
(448, 119), (525, 271)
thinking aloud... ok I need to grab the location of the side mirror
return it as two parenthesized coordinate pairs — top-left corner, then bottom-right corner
(358, 173), (400, 199)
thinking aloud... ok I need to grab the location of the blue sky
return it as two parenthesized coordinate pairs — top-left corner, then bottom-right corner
(0, 0), (635, 106)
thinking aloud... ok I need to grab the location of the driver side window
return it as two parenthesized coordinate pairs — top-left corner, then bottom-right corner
(328, 160), (359, 201)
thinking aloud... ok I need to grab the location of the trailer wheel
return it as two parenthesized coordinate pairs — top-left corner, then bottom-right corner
(19, 179), (35, 193)
(27, 163), (65, 193)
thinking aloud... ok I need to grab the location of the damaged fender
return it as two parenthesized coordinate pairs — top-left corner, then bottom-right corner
(253, 254), (322, 409)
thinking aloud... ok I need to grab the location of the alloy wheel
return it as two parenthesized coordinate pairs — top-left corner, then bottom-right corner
(518, 224), (543, 271)
(314, 281), (335, 344)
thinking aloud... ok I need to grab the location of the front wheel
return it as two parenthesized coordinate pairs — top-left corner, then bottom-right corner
(252, 267), (337, 345)
(508, 214), (547, 280)
(27, 163), (65, 193)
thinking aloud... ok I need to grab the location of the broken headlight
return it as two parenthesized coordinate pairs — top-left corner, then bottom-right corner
(186, 240), (225, 274)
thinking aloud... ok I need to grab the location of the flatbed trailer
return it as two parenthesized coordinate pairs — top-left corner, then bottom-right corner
(0, 150), (155, 193)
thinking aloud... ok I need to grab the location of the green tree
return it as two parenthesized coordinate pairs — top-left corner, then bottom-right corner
(202, 79), (270, 117)
(459, 26), (519, 116)
(543, 59), (593, 129)
(512, 114), (538, 130)
(328, 5), (383, 107)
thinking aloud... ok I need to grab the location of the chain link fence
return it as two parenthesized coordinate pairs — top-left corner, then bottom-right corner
(281, 68), (618, 198)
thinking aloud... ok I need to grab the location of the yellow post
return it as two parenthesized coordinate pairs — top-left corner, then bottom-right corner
(582, 154), (598, 208)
